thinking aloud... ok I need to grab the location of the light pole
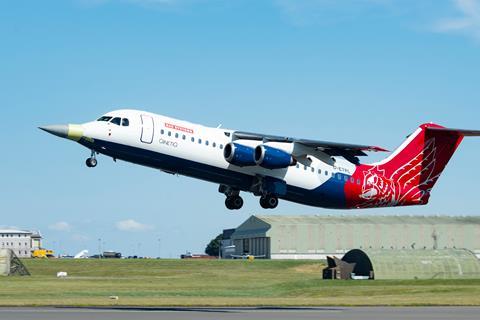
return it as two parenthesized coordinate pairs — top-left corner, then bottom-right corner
(157, 238), (161, 258)
(98, 238), (102, 258)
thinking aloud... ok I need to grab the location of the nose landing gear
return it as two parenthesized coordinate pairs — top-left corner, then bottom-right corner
(86, 151), (97, 168)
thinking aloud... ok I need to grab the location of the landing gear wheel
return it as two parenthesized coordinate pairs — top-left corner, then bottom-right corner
(260, 195), (278, 209)
(86, 157), (97, 168)
(225, 196), (243, 210)
(260, 197), (269, 209)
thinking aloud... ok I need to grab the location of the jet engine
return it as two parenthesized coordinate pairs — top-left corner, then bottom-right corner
(223, 142), (256, 167)
(254, 145), (296, 169)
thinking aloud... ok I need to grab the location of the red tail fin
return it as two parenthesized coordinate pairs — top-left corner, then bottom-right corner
(347, 123), (480, 208)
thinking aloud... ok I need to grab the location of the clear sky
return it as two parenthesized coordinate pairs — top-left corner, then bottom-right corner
(1, 0), (480, 257)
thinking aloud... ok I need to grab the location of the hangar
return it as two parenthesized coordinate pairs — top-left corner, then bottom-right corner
(323, 248), (480, 280)
(229, 215), (480, 259)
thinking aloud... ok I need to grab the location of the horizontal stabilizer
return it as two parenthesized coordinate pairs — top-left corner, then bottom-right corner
(426, 127), (480, 136)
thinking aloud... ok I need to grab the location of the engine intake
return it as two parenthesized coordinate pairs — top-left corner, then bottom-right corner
(254, 145), (296, 169)
(224, 142), (256, 167)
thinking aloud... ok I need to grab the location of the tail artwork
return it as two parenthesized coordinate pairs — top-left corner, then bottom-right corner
(346, 123), (480, 209)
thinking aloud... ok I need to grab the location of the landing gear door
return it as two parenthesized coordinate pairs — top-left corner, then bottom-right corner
(140, 115), (154, 144)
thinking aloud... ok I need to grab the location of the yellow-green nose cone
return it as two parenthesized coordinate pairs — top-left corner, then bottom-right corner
(67, 124), (83, 141)
(39, 124), (83, 141)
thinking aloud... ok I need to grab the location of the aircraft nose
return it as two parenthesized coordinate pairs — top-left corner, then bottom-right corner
(39, 124), (84, 141)
(39, 124), (68, 138)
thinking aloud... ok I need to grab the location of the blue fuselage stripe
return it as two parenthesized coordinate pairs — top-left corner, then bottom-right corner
(80, 138), (348, 209)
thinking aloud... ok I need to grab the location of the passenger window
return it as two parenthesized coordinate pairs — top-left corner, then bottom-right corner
(325, 171), (328, 176)
(175, 133), (179, 138)
(168, 131), (171, 137)
(198, 139), (202, 144)
(213, 142), (216, 148)
(357, 179), (361, 185)
(110, 117), (121, 126)
(182, 135), (186, 140)
(205, 141), (209, 146)
(191, 137), (195, 142)
(350, 177), (355, 183)
(344, 176), (349, 181)
(161, 129), (164, 135)
(296, 164), (300, 169)
(318, 169), (321, 174)
(311, 167), (314, 173)
(220, 144), (224, 149)
(122, 118), (129, 126)
(304, 165), (307, 170)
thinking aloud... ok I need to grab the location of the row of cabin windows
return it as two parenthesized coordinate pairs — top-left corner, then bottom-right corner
(295, 163), (361, 185)
(0, 234), (28, 238)
(160, 129), (224, 149)
(1, 242), (29, 246)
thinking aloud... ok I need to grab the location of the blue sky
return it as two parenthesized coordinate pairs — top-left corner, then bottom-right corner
(1, 0), (480, 257)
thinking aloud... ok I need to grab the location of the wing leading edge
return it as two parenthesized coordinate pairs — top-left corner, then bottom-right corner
(232, 131), (388, 164)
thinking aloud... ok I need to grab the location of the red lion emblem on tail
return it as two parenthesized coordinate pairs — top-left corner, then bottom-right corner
(357, 139), (438, 208)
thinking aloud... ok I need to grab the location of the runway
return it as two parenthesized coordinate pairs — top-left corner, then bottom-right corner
(0, 307), (479, 320)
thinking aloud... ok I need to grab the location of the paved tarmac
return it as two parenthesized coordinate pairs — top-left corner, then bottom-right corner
(0, 307), (479, 320)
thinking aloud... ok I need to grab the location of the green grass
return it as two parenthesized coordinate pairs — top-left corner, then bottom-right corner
(0, 259), (479, 306)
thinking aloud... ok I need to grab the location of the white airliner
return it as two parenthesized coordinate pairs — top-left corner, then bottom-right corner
(40, 109), (480, 210)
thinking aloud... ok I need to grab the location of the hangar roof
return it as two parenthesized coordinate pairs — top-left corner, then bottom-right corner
(254, 215), (480, 225)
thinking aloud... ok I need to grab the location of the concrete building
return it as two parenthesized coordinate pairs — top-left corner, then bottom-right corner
(0, 229), (42, 258)
(230, 215), (480, 259)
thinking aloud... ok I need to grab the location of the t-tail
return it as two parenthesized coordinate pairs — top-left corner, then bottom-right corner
(346, 123), (480, 208)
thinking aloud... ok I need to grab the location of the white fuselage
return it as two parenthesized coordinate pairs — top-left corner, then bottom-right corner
(81, 110), (355, 192)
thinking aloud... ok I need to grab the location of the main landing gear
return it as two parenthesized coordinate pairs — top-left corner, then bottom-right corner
(219, 185), (244, 210)
(86, 151), (97, 168)
(259, 194), (278, 209)
(225, 195), (244, 210)
(219, 185), (279, 210)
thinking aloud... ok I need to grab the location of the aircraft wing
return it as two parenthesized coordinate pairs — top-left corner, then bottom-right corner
(233, 131), (388, 164)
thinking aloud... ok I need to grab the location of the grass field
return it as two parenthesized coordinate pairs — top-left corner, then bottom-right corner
(0, 259), (480, 306)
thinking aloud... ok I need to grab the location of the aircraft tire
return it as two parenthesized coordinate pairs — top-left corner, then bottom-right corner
(226, 196), (243, 210)
(232, 196), (243, 210)
(260, 196), (269, 209)
(260, 195), (278, 209)
(86, 158), (97, 168)
(267, 195), (278, 209)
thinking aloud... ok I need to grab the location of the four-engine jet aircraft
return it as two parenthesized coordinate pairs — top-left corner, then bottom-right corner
(40, 109), (480, 210)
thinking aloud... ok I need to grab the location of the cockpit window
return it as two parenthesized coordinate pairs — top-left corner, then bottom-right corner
(97, 116), (112, 122)
(110, 117), (121, 126)
(122, 118), (129, 127)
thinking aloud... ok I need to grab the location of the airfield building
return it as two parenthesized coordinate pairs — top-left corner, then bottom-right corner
(220, 228), (236, 259)
(0, 229), (42, 258)
(228, 215), (480, 259)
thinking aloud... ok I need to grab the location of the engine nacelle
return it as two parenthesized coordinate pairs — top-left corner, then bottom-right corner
(254, 145), (296, 169)
(223, 142), (256, 167)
